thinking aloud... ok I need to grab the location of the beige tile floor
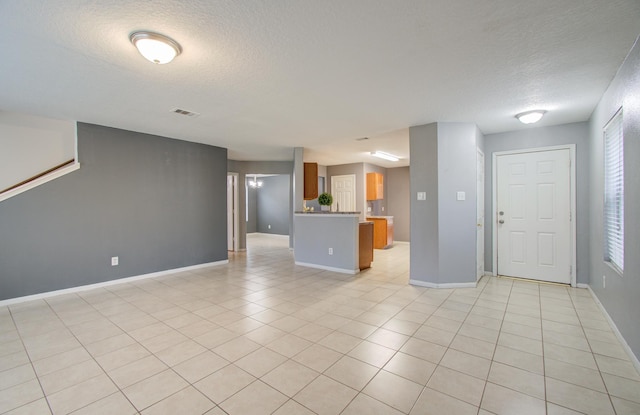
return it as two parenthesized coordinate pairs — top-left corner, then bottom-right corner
(1, 233), (640, 414)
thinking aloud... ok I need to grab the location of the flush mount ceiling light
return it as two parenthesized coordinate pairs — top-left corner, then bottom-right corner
(371, 151), (400, 162)
(516, 110), (546, 124)
(129, 31), (182, 64)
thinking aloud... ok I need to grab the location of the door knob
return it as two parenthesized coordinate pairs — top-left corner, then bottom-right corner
(498, 219), (504, 224)
(499, 211), (504, 216)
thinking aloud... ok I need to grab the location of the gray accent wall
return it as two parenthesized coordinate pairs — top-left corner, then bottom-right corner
(257, 175), (291, 235)
(246, 182), (258, 233)
(0, 123), (228, 300)
(588, 36), (640, 359)
(409, 122), (480, 285)
(387, 166), (410, 242)
(483, 122), (590, 283)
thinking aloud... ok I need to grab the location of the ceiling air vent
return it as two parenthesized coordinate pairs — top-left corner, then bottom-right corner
(171, 108), (200, 117)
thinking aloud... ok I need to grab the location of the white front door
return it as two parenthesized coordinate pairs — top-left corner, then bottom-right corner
(497, 149), (571, 284)
(331, 174), (356, 212)
(477, 149), (485, 280)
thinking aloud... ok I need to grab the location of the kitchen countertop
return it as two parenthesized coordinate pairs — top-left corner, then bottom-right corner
(366, 215), (394, 219)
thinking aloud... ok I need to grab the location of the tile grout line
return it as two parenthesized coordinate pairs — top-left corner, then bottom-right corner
(568, 285), (618, 414)
(475, 275), (513, 415)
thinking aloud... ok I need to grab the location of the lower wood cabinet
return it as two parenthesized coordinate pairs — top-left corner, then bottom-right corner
(366, 216), (394, 249)
(359, 221), (374, 270)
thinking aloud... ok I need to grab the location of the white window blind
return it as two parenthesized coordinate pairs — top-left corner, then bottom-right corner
(603, 109), (624, 273)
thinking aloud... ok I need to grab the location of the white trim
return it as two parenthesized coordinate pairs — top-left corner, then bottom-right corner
(293, 213), (360, 217)
(477, 148), (485, 282)
(409, 279), (477, 289)
(0, 162), (80, 203)
(294, 261), (359, 275)
(584, 285), (640, 374)
(0, 260), (228, 307)
(227, 172), (240, 252)
(492, 144), (577, 287)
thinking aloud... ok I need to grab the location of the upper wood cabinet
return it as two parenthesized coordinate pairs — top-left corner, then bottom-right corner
(304, 162), (318, 200)
(366, 172), (384, 200)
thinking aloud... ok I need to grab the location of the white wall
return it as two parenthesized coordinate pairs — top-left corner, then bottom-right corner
(0, 112), (76, 191)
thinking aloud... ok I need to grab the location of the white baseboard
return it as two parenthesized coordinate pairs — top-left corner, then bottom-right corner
(0, 260), (228, 307)
(584, 285), (640, 375)
(409, 279), (477, 289)
(295, 261), (359, 275)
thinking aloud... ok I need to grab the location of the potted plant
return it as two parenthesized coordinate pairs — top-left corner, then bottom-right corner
(318, 192), (333, 211)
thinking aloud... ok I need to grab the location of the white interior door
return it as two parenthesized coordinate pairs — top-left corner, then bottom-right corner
(227, 174), (238, 251)
(331, 174), (356, 212)
(497, 149), (571, 284)
(477, 149), (485, 280)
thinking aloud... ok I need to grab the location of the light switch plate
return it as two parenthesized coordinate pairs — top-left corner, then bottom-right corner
(457, 191), (466, 201)
(417, 192), (426, 201)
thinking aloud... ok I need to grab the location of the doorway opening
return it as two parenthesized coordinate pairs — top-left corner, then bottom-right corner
(246, 173), (291, 251)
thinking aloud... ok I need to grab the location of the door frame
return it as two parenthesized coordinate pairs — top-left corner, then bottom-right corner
(227, 172), (239, 252)
(491, 144), (576, 287)
(477, 148), (485, 281)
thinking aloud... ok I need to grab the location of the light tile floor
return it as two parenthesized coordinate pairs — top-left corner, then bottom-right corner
(1, 233), (640, 414)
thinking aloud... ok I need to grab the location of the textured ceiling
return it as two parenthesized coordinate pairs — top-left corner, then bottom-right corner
(1, 1), (639, 168)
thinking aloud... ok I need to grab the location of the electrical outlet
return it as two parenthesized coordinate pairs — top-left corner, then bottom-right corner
(367, 207), (371, 212)
(268, 224), (271, 229)
(382, 206), (385, 211)
(111, 256), (119, 266)
(603, 275), (606, 288)
(328, 248), (333, 255)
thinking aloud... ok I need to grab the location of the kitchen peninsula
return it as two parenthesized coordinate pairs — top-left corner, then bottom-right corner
(293, 212), (373, 274)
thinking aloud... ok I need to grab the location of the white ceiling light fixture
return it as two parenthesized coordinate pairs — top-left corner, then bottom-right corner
(371, 151), (399, 162)
(130, 31), (182, 64)
(516, 110), (547, 124)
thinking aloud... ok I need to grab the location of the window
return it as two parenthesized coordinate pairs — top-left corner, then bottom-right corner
(603, 109), (624, 273)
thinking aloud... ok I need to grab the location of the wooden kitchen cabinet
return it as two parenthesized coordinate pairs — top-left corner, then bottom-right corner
(304, 162), (318, 200)
(366, 216), (394, 249)
(359, 221), (374, 270)
(366, 172), (384, 200)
